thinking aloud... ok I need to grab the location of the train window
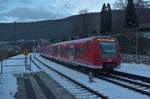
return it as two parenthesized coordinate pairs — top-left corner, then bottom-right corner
(48, 48), (51, 52)
(55, 47), (59, 56)
(53, 48), (57, 54)
(79, 48), (84, 55)
(74, 48), (84, 57)
(57, 47), (61, 56)
(65, 48), (69, 56)
(100, 42), (117, 57)
(67, 48), (73, 56)
(62, 47), (67, 56)
(74, 48), (78, 56)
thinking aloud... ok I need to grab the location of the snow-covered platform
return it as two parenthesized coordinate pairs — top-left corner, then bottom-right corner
(14, 71), (75, 99)
(0, 54), (75, 99)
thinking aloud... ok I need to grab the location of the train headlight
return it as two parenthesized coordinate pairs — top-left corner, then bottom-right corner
(96, 57), (101, 60)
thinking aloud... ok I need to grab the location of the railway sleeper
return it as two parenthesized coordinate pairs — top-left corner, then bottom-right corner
(98, 76), (150, 97)
(34, 56), (109, 99)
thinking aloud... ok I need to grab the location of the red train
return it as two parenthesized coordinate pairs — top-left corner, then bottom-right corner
(40, 36), (121, 70)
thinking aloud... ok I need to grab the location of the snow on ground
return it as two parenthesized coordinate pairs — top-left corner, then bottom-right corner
(118, 63), (150, 78)
(0, 53), (40, 99)
(35, 54), (150, 99)
(2, 53), (148, 99)
(0, 74), (17, 99)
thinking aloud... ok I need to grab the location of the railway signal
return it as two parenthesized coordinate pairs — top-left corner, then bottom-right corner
(23, 48), (31, 71)
(23, 48), (29, 56)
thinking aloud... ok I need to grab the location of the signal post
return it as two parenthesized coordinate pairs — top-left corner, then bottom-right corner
(23, 48), (30, 71)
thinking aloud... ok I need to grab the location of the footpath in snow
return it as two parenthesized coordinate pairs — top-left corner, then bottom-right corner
(118, 63), (150, 78)
(0, 54), (40, 99)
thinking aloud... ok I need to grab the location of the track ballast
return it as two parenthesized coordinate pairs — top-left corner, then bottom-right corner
(32, 55), (108, 99)
(40, 54), (150, 97)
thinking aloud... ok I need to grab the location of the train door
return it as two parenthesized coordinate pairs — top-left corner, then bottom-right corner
(74, 44), (84, 63)
(48, 46), (51, 57)
(85, 41), (92, 65)
(57, 46), (61, 59)
(69, 44), (74, 62)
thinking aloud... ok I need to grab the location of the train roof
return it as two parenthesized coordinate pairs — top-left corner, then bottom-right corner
(52, 36), (115, 46)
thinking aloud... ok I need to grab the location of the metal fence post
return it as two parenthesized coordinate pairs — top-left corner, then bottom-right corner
(30, 55), (32, 71)
(1, 60), (3, 74)
(89, 72), (94, 83)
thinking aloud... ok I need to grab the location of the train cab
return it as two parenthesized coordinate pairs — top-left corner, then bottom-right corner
(94, 36), (121, 69)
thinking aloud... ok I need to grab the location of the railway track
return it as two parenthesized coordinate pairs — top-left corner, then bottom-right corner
(32, 55), (108, 99)
(110, 71), (150, 84)
(39, 54), (150, 97)
(96, 72), (150, 97)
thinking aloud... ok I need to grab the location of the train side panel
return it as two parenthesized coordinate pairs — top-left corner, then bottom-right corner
(40, 36), (121, 69)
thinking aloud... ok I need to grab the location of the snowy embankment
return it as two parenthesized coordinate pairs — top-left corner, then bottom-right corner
(118, 63), (150, 78)
(0, 54), (40, 99)
(121, 54), (150, 78)
(35, 54), (150, 99)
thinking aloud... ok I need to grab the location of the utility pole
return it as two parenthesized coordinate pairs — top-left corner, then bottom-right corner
(135, 26), (138, 55)
(1, 59), (3, 74)
(134, 24), (138, 63)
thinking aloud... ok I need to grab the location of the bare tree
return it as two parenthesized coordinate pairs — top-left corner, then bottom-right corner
(135, 0), (150, 8)
(113, 0), (150, 9)
(113, 0), (128, 9)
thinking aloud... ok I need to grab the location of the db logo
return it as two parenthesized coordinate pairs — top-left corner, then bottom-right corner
(108, 59), (112, 62)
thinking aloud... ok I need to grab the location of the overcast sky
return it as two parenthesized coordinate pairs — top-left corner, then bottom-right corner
(0, 0), (115, 23)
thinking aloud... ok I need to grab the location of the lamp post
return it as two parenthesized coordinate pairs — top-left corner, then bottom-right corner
(129, 22), (138, 63)
(130, 22), (138, 53)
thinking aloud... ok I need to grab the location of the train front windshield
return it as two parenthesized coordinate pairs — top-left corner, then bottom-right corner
(100, 42), (117, 57)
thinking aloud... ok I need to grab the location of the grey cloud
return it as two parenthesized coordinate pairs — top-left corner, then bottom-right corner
(18, 0), (32, 4)
(0, 0), (10, 4)
(0, 16), (8, 21)
(0, 6), (7, 10)
(0, 7), (58, 22)
(0, 0), (104, 22)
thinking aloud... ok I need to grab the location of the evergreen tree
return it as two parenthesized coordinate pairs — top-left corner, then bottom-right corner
(125, 0), (138, 28)
(101, 3), (107, 33)
(107, 3), (112, 32)
(100, 3), (112, 34)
